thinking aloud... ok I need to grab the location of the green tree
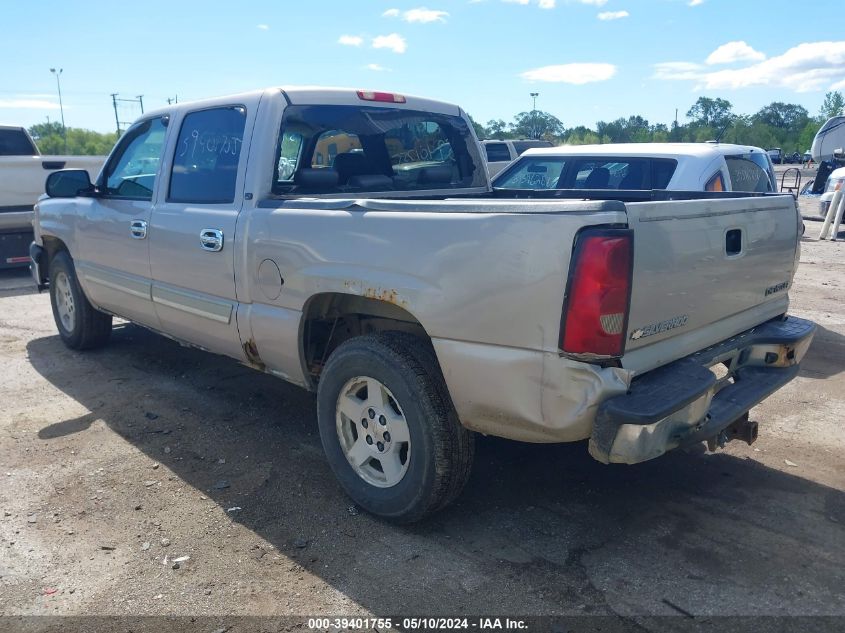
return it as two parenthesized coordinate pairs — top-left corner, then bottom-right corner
(752, 102), (809, 132)
(511, 110), (563, 140)
(27, 125), (118, 155)
(686, 97), (734, 130)
(820, 91), (845, 120)
(485, 119), (510, 139)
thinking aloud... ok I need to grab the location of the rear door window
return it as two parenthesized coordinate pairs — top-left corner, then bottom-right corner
(169, 106), (246, 204)
(484, 143), (511, 162)
(0, 128), (37, 156)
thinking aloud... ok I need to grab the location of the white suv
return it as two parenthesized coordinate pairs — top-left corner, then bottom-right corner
(491, 142), (777, 193)
(481, 139), (553, 178)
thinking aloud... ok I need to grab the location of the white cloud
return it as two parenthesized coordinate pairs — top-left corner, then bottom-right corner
(383, 7), (449, 22)
(654, 41), (845, 93)
(521, 62), (617, 84)
(404, 7), (449, 22)
(502, 0), (530, 4)
(365, 63), (390, 72)
(0, 99), (61, 109)
(597, 10), (628, 20)
(538, 0), (556, 8)
(256, 24), (269, 30)
(688, 0), (704, 5)
(506, 0), (601, 5)
(338, 35), (364, 46)
(372, 33), (407, 54)
(706, 41), (765, 65)
(576, 0), (608, 5)
(652, 61), (705, 81)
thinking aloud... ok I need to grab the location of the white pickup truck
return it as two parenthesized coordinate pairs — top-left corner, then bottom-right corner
(30, 87), (814, 522)
(0, 125), (105, 267)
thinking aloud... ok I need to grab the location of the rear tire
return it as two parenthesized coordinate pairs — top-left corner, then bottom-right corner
(316, 332), (474, 523)
(49, 251), (112, 350)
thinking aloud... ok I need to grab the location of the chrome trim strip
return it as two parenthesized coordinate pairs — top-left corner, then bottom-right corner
(151, 285), (232, 324)
(77, 263), (151, 300)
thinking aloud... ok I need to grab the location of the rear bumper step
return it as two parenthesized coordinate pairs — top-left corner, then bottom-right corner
(589, 316), (815, 464)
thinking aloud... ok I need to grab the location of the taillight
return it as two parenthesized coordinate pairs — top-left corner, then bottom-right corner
(705, 172), (725, 192)
(560, 229), (633, 359)
(356, 90), (406, 103)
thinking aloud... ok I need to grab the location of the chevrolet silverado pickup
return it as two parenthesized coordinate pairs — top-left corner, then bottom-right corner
(30, 87), (815, 522)
(0, 125), (105, 267)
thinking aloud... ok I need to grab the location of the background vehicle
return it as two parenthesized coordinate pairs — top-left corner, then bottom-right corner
(481, 138), (553, 178)
(818, 165), (845, 218)
(0, 126), (105, 268)
(811, 116), (845, 164)
(767, 147), (783, 164)
(31, 88), (812, 522)
(491, 142), (777, 193)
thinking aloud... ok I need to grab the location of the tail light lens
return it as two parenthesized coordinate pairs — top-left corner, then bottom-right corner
(560, 229), (633, 359)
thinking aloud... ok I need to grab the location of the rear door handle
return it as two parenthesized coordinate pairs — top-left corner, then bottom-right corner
(130, 219), (147, 239)
(200, 228), (224, 252)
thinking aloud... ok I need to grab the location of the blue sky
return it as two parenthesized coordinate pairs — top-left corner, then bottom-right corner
(2, 0), (844, 134)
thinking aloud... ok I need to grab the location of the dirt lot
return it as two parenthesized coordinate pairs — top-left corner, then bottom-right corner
(1, 217), (843, 625)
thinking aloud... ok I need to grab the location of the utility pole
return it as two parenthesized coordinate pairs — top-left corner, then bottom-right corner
(137, 95), (144, 114)
(111, 93), (121, 135)
(530, 92), (539, 140)
(167, 95), (178, 105)
(49, 68), (66, 153)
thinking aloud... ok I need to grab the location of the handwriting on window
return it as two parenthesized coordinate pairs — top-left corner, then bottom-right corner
(178, 130), (242, 162)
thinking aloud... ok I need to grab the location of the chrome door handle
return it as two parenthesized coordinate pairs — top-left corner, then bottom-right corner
(130, 219), (147, 239)
(200, 228), (224, 252)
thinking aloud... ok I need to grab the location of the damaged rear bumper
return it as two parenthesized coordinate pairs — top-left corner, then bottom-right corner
(589, 316), (816, 464)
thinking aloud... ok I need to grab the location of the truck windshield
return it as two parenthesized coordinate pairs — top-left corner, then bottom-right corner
(272, 105), (486, 195)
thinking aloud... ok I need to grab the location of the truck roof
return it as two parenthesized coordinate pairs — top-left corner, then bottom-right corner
(523, 142), (768, 159)
(140, 87), (463, 121)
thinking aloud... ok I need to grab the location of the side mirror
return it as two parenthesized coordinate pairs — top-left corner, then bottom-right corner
(45, 169), (94, 198)
(834, 148), (845, 160)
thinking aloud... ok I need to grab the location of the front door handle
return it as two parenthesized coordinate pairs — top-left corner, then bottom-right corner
(200, 228), (224, 252)
(130, 219), (147, 239)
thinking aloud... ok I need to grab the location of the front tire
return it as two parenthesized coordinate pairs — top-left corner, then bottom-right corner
(49, 251), (112, 350)
(316, 332), (474, 523)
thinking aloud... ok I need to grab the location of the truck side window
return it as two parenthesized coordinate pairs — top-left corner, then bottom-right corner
(725, 156), (773, 192)
(169, 106), (246, 204)
(485, 143), (511, 162)
(0, 128), (38, 156)
(103, 117), (167, 200)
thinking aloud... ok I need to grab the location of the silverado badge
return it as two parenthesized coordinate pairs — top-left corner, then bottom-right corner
(630, 315), (689, 341)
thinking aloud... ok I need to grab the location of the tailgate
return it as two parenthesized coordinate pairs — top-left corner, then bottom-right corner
(622, 194), (800, 372)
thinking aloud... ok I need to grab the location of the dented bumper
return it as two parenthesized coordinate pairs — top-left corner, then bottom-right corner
(589, 316), (816, 464)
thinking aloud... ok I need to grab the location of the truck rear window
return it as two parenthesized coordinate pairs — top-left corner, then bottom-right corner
(494, 156), (678, 190)
(272, 105), (486, 195)
(0, 128), (38, 156)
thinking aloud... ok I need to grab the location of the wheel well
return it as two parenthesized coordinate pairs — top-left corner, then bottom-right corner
(301, 293), (430, 387)
(36, 236), (69, 283)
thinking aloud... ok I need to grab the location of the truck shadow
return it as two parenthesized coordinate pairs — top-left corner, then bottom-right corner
(26, 325), (845, 617)
(800, 324), (845, 379)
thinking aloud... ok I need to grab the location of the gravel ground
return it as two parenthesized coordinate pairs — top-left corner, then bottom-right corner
(0, 224), (843, 627)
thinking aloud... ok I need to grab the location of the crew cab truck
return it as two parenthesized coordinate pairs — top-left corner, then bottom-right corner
(0, 125), (105, 268)
(30, 87), (815, 522)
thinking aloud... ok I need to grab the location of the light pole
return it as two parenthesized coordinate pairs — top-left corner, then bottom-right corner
(530, 92), (539, 139)
(49, 67), (67, 153)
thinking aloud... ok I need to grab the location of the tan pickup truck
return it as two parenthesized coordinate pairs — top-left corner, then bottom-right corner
(0, 125), (105, 267)
(30, 87), (814, 522)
